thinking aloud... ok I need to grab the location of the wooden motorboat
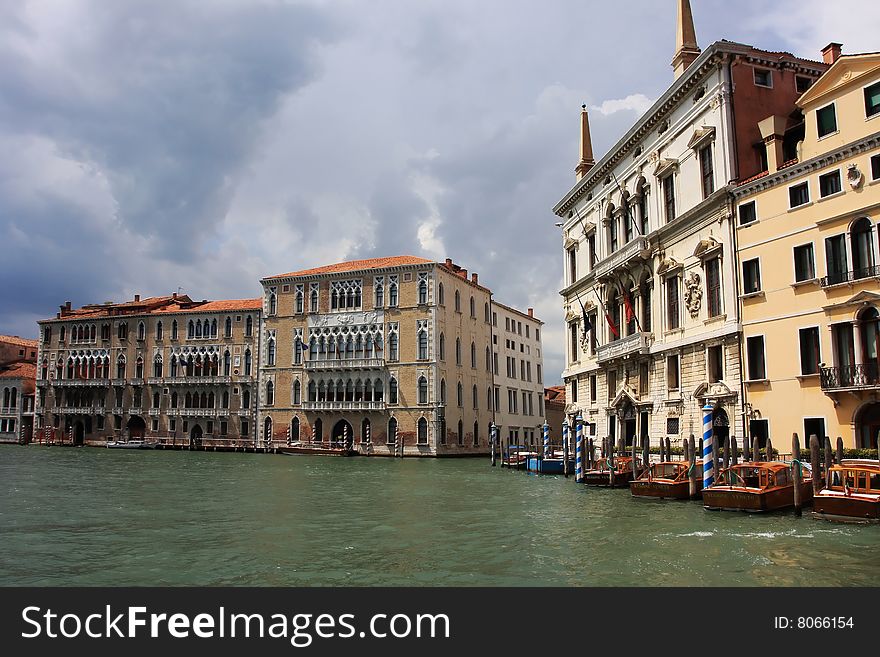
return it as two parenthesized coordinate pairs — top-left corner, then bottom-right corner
(502, 447), (533, 469)
(813, 460), (880, 522)
(280, 441), (357, 457)
(526, 456), (575, 474)
(582, 456), (644, 488)
(703, 461), (813, 512)
(631, 460), (702, 499)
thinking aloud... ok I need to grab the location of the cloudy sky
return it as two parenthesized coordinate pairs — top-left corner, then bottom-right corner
(2, 0), (878, 382)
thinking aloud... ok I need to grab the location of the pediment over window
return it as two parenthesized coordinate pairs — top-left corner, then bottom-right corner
(687, 126), (717, 151)
(610, 386), (640, 409)
(564, 236), (579, 250)
(653, 158), (678, 179)
(657, 256), (683, 276)
(693, 236), (722, 259)
(822, 290), (880, 312)
(693, 380), (737, 401)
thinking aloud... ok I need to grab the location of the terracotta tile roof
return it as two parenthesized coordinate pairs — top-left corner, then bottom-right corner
(41, 295), (262, 322)
(171, 298), (262, 313)
(737, 170), (770, 186)
(265, 256), (434, 280)
(0, 362), (37, 380)
(544, 386), (566, 403)
(0, 335), (38, 349)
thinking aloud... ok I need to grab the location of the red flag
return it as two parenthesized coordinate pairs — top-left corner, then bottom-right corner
(605, 312), (619, 338)
(623, 291), (636, 323)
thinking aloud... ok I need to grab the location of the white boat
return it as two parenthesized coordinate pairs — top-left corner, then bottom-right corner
(106, 439), (156, 449)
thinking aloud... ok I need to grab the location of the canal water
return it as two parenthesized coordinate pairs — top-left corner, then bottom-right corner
(1, 446), (878, 586)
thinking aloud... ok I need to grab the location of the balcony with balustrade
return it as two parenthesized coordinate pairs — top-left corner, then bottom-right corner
(820, 266), (880, 288)
(596, 332), (651, 363)
(301, 400), (386, 412)
(820, 362), (880, 392)
(304, 357), (385, 371)
(593, 236), (651, 281)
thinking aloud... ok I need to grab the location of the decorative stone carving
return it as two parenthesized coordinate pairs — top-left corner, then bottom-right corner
(685, 271), (702, 318)
(848, 164), (864, 190)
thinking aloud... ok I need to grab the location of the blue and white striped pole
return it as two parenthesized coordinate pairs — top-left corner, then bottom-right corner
(575, 414), (584, 483)
(543, 422), (550, 458)
(562, 419), (570, 476)
(702, 403), (714, 489)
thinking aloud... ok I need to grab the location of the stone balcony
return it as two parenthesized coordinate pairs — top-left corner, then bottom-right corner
(596, 332), (651, 363)
(52, 379), (111, 387)
(161, 376), (233, 385)
(304, 357), (385, 371)
(593, 236), (651, 281)
(301, 400), (386, 412)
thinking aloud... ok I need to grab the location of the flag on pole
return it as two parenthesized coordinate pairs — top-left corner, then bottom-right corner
(623, 290), (636, 324)
(576, 297), (592, 340)
(605, 310), (619, 338)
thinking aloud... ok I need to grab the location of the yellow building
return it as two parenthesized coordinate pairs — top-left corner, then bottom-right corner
(734, 47), (880, 450)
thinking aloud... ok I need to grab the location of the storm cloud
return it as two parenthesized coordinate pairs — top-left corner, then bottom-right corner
(2, 0), (877, 382)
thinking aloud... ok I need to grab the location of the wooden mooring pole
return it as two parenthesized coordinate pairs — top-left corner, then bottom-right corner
(824, 436), (833, 485)
(766, 436), (774, 462)
(810, 434), (821, 496)
(731, 436), (738, 466)
(723, 435), (730, 471)
(743, 434), (751, 462)
(688, 434), (698, 500)
(792, 433), (803, 517)
(836, 437), (844, 465)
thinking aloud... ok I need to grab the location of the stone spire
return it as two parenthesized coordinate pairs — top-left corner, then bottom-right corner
(671, 0), (701, 79)
(575, 105), (595, 180)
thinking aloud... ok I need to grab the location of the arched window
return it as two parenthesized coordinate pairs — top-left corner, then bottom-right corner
(439, 333), (445, 360)
(418, 331), (428, 360)
(469, 296), (475, 317)
(170, 356), (178, 377)
(373, 378), (383, 402)
(440, 378), (446, 404)
(266, 380), (274, 406)
(387, 417), (398, 445)
(245, 315), (253, 336)
(153, 356), (163, 377)
(295, 288), (303, 314)
(417, 417), (428, 445)
(269, 291), (278, 316)
(472, 384), (478, 409)
(41, 359), (48, 380)
(457, 381), (463, 407)
(135, 357), (144, 379)
(222, 390), (229, 408)
(457, 419), (464, 446)
(137, 322), (145, 341)
(171, 320), (178, 340)
(314, 418), (323, 442)
(118, 322), (128, 340)
(473, 421), (479, 447)
(293, 380), (301, 405)
(308, 381), (316, 402)
(200, 392), (208, 408)
(637, 177), (650, 235)
(291, 417), (300, 442)
(242, 389), (250, 408)
(267, 338), (276, 366)
(640, 274), (652, 333)
(455, 337), (461, 365)
(487, 387), (493, 411)
(294, 338), (303, 365)
(310, 288), (319, 312)
(454, 290), (461, 312)
(485, 346), (491, 371)
(374, 281), (384, 308)
(223, 351), (231, 376)
(438, 283), (444, 305)
(852, 217), (876, 280)
(244, 349), (252, 376)
(470, 341), (476, 368)
(389, 377), (399, 404)
(210, 319), (217, 338)
(484, 302), (490, 323)
(417, 376), (428, 404)
(418, 279), (428, 304)
(171, 391), (178, 408)
(389, 280), (398, 307)
(389, 333), (399, 361)
(185, 392), (193, 408)
(225, 317), (232, 337)
(156, 321), (163, 340)
(195, 320), (202, 339)
(152, 392), (160, 408)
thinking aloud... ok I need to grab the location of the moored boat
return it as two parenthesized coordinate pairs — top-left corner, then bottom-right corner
(281, 441), (357, 457)
(631, 460), (702, 499)
(582, 456), (644, 487)
(525, 456), (575, 474)
(703, 461), (813, 512)
(813, 460), (880, 522)
(106, 439), (156, 449)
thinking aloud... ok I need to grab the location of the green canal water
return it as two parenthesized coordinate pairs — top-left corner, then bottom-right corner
(1, 446), (878, 586)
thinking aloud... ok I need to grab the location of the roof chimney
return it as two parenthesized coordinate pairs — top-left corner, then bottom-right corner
(575, 105), (595, 180)
(671, 0), (701, 80)
(445, 258), (453, 268)
(172, 292), (177, 299)
(471, 273), (479, 285)
(134, 294), (140, 302)
(822, 42), (842, 65)
(528, 308), (534, 318)
(459, 269), (468, 279)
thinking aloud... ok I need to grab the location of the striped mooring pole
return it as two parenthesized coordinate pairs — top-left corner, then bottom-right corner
(394, 419), (400, 457)
(575, 414), (584, 483)
(543, 422), (550, 458)
(490, 422), (497, 467)
(702, 403), (714, 489)
(562, 419), (570, 476)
